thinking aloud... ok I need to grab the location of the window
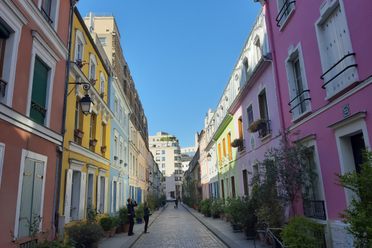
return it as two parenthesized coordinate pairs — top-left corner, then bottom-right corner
(41, 0), (53, 24)
(0, 19), (11, 100)
(258, 89), (271, 137)
(98, 37), (107, 46)
(276, 0), (295, 27)
(231, 176), (236, 198)
(74, 98), (84, 144)
(16, 151), (47, 238)
(227, 132), (232, 160)
(286, 45), (311, 119)
(221, 179), (225, 199)
(162, 157), (165, 161)
(162, 150), (165, 154)
(100, 73), (105, 96)
(86, 173), (94, 209)
(316, 3), (357, 99)
(238, 117), (243, 140)
(89, 113), (97, 144)
(30, 56), (50, 125)
(0, 143), (4, 188)
(101, 122), (106, 148)
(114, 136), (118, 158)
(243, 169), (249, 196)
(222, 138), (226, 157)
(254, 36), (262, 61)
(97, 175), (106, 213)
(247, 105), (253, 127)
(242, 58), (249, 83)
(88, 54), (97, 83)
(74, 33), (84, 63)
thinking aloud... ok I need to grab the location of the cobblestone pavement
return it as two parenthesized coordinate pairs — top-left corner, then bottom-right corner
(132, 204), (227, 248)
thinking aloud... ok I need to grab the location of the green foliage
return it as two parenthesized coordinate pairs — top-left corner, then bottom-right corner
(135, 204), (144, 219)
(281, 216), (324, 248)
(225, 197), (246, 225)
(66, 223), (104, 248)
(99, 216), (118, 231)
(86, 207), (97, 224)
(210, 199), (224, 218)
(339, 151), (372, 247)
(118, 207), (129, 225)
(35, 240), (72, 248)
(200, 199), (212, 217)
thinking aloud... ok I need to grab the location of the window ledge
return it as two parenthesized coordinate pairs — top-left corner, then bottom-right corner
(260, 133), (272, 143)
(292, 110), (312, 123)
(279, 7), (296, 32)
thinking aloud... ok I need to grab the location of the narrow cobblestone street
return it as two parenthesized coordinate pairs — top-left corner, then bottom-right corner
(132, 205), (227, 248)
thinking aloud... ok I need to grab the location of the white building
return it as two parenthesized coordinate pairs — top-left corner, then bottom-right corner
(149, 132), (182, 200)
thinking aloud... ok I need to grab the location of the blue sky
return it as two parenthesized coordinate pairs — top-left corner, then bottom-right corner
(78, 0), (261, 147)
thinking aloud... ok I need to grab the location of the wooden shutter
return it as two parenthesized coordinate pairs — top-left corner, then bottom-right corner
(18, 159), (34, 238)
(79, 172), (86, 219)
(30, 57), (49, 125)
(64, 169), (73, 223)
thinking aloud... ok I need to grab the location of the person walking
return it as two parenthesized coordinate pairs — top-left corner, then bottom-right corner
(175, 198), (178, 209)
(143, 202), (151, 233)
(127, 198), (137, 236)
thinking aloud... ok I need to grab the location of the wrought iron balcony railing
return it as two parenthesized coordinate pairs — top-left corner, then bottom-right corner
(276, 0), (296, 27)
(258, 120), (271, 138)
(303, 200), (327, 220)
(288, 89), (311, 114)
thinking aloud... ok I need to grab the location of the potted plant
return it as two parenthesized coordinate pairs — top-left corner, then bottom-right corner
(66, 222), (104, 248)
(118, 207), (129, 233)
(99, 215), (117, 237)
(226, 198), (245, 232)
(89, 139), (98, 147)
(101, 146), (107, 153)
(210, 199), (224, 218)
(248, 119), (266, 133)
(74, 129), (84, 139)
(135, 204), (144, 224)
(200, 199), (212, 217)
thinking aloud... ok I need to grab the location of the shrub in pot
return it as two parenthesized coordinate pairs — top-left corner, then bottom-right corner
(281, 216), (325, 248)
(210, 199), (224, 218)
(135, 204), (144, 224)
(118, 207), (129, 233)
(200, 199), (212, 217)
(99, 216), (118, 237)
(66, 223), (104, 248)
(226, 198), (245, 232)
(35, 240), (72, 248)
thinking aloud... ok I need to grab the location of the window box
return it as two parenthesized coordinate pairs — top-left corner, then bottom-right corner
(114, 156), (118, 161)
(101, 145), (107, 153)
(75, 59), (86, 69)
(89, 139), (97, 147)
(248, 119), (266, 133)
(119, 159), (123, 164)
(0, 79), (7, 97)
(231, 138), (245, 151)
(74, 129), (84, 139)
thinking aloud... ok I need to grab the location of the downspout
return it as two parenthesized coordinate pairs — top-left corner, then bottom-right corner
(263, 1), (286, 138)
(53, 0), (75, 236)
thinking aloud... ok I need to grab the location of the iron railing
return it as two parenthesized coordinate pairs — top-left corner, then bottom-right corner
(276, 0), (296, 27)
(321, 53), (357, 89)
(41, 7), (53, 24)
(288, 89), (311, 114)
(303, 200), (327, 220)
(31, 101), (47, 117)
(258, 120), (271, 138)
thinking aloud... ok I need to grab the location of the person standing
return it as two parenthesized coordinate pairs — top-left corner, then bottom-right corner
(127, 198), (137, 236)
(175, 198), (178, 209)
(143, 202), (151, 233)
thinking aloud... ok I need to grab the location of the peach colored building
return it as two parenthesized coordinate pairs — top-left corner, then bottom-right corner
(0, 0), (70, 247)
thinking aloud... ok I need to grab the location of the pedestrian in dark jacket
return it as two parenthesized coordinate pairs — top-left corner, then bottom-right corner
(143, 202), (151, 233)
(127, 198), (137, 236)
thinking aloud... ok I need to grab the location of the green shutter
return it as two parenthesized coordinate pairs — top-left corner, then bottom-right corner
(30, 57), (49, 125)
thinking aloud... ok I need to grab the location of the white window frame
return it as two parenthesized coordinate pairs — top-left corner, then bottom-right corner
(99, 72), (105, 95)
(26, 32), (57, 127)
(37, 0), (60, 30)
(0, 143), (5, 188)
(285, 43), (311, 121)
(74, 29), (85, 63)
(276, 0), (295, 30)
(333, 113), (370, 206)
(88, 54), (97, 82)
(0, 1), (26, 106)
(14, 149), (47, 239)
(315, 0), (358, 100)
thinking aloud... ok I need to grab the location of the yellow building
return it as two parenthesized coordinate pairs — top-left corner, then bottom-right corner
(59, 9), (112, 225)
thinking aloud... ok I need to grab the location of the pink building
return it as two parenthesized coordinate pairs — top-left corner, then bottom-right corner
(0, 1), (70, 247)
(261, 0), (372, 246)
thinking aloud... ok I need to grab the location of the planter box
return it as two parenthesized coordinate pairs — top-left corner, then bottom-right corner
(101, 146), (107, 153)
(74, 129), (84, 138)
(90, 139), (98, 147)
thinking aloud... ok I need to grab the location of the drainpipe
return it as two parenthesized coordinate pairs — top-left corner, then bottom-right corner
(53, 0), (75, 237)
(262, 1), (286, 138)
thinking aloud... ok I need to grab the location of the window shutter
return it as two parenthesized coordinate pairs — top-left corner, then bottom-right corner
(30, 57), (49, 125)
(79, 172), (86, 219)
(32, 162), (44, 228)
(96, 175), (101, 213)
(64, 169), (73, 223)
(104, 177), (108, 213)
(18, 159), (34, 238)
(116, 181), (120, 211)
(111, 180), (114, 212)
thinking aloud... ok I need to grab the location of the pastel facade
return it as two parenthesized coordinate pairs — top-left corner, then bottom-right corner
(59, 9), (111, 227)
(108, 75), (130, 214)
(261, 0), (372, 245)
(0, 0), (70, 246)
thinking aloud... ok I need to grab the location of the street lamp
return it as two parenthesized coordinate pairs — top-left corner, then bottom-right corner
(69, 81), (93, 115)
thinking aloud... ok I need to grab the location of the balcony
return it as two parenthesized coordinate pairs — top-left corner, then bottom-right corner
(276, 0), (296, 27)
(303, 200), (327, 220)
(321, 53), (358, 99)
(41, 7), (53, 25)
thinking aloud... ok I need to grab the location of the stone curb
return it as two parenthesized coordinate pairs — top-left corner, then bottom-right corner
(182, 204), (246, 248)
(127, 204), (168, 248)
